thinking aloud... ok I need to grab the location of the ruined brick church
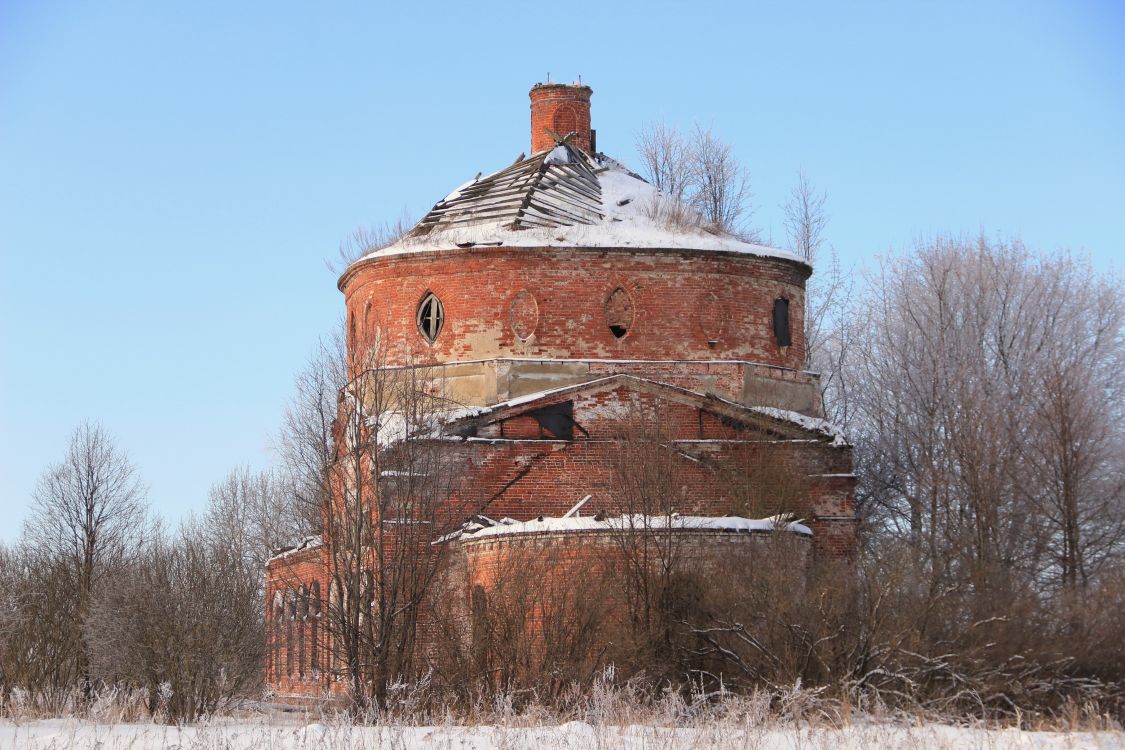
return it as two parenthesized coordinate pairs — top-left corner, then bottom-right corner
(265, 82), (855, 699)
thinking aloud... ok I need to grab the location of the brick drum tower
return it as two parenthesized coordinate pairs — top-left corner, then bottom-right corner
(265, 82), (855, 701)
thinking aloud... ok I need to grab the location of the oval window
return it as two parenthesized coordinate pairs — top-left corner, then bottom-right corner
(416, 292), (444, 343)
(698, 291), (725, 343)
(510, 289), (539, 341)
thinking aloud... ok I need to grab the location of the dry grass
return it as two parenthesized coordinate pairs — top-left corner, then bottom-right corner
(4, 677), (1121, 749)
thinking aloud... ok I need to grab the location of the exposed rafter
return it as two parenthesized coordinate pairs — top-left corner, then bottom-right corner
(409, 143), (604, 237)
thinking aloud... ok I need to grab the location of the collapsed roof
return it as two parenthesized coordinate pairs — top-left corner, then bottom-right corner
(410, 142), (604, 236)
(357, 143), (803, 264)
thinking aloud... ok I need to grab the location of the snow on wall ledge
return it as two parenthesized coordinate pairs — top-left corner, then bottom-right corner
(354, 155), (805, 266)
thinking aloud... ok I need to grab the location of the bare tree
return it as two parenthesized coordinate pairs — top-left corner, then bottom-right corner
(688, 124), (754, 237)
(783, 169), (827, 265)
(781, 170), (855, 406)
(24, 421), (147, 701)
(1019, 253), (1125, 589)
(634, 121), (692, 201)
(278, 329), (348, 536)
(849, 237), (1124, 596)
(206, 467), (311, 588)
(634, 122), (756, 238)
(275, 322), (465, 710)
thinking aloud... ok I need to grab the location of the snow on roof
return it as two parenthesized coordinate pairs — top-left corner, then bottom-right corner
(357, 375), (848, 455)
(436, 513), (812, 544)
(400, 374), (848, 446)
(354, 147), (803, 265)
(747, 406), (849, 447)
(268, 535), (323, 563)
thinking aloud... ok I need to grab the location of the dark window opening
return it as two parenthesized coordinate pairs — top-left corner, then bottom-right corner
(297, 619), (305, 677)
(773, 297), (791, 347)
(605, 287), (634, 339)
(416, 292), (444, 343)
(272, 595), (283, 681)
(528, 401), (583, 440)
(310, 581), (321, 672)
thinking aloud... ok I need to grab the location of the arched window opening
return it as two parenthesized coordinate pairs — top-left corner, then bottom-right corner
(310, 581), (321, 674)
(272, 592), (284, 682)
(605, 287), (634, 339)
(297, 619), (306, 678)
(416, 292), (444, 343)
(285, 589), (296, 677)
(328, 580), (340, 677)
(297, 586), (308, 678)
(772, 297), (791, 347)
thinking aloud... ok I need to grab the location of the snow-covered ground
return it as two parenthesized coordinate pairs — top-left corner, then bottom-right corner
(2, 719), (1122, 749)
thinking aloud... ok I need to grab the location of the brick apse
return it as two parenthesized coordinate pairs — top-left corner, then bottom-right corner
(264, 82), (856, 700)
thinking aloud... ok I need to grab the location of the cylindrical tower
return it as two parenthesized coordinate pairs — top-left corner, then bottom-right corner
(529, 82), (593, 154)
(338, 82), (820, 416)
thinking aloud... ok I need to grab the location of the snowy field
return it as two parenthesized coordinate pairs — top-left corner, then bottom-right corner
(1, 719), (1122, 750)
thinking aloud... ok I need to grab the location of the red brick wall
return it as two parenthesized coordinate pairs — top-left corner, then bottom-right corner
(431, 383), (856, 553)
(529, 82), (593, 154)
(265, 546), (336, 699)
(341, 247), (809, 369)
(439, 527), (813, 666)
(438, 440), (852, 527)
(461, 528), (811, 591)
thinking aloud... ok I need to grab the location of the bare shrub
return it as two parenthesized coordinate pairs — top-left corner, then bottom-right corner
(640, 192), (707, 232)
(678, 536), (853, 692)
(429, 542), (617, 708)
(85, 521), (263, 722)
(846, 539), (1124, 721)
(331, 213), (414, 274)
(0, 542), (84, 714)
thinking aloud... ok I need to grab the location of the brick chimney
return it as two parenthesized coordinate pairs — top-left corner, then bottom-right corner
(529, 82), (593, 154)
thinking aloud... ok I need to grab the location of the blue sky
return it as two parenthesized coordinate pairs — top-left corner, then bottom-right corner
(1, 1), (1123, 541)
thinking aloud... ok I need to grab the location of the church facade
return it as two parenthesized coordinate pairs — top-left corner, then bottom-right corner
(265, 82), (855, 700)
